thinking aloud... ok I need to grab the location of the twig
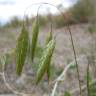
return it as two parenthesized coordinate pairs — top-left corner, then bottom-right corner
(51, 82), (58, 96)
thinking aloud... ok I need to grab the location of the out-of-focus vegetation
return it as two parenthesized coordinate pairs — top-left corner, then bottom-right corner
(70, 0), (95, 23)
(3, 17), (23, 28)
(2, 15), (48, 28)
(1, 0), (95, 29)
(54, 0), (95, 28)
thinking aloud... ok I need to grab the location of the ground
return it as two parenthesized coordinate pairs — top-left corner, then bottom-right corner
(0, 24), (96, 96)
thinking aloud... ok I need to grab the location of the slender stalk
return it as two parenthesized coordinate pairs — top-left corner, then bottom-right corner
(66, 25), (82, 96)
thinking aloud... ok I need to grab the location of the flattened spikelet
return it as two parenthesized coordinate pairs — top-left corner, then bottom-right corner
(35, 39), (55, 84)
(16, 26), (28, 76)
(46, 50), (53, 82)
(45, 31), (53, 81)
(31, 20), (39, 62)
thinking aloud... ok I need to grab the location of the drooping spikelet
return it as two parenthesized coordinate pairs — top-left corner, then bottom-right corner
(35, 39), (55, 84)
(45, 31), (53, 82)
(16, 26), (29, 76)
(31, 19), (39, 62)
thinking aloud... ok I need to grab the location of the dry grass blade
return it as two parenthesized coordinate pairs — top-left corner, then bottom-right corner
(16, 26), (29, 76)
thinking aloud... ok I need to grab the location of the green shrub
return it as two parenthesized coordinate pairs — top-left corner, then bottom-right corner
(71, 0), (94, 23)
(6, 16), (23, 28)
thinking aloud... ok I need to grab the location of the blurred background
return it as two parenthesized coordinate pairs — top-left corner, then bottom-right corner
(0, 0), (95, 28)
(0, 0), (77, 25)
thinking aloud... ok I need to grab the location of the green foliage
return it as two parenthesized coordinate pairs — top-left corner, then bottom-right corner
(16, 26), (29, 76)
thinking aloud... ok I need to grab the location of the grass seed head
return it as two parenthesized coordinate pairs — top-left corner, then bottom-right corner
(31, 19), (39, 62)
(16, 26), (29, 76)
(35, 39), (56, 84)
